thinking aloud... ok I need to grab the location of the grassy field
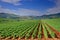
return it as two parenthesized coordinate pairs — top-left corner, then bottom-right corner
(0, 18), (60, 40)
(43, 18), (60, 32)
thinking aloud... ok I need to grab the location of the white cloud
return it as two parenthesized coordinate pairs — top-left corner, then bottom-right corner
(46, 7), (60, 15)
(0, 0), (22, 5)
(16, 8), (41, 16)
(55, 0), (60, 7)
(0, 6), (41, 16)
(0, 6), (17, 14)
(0, 0), (33, 5)
(46, 0), (60, 15)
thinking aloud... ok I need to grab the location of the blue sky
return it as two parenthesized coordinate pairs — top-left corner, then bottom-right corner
(0, 0), (60, 16)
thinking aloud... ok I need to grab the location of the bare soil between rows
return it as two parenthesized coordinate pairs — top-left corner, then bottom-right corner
(46, 23), (60, 38)
(0, 38), (60, 40)
(0, 23), (60, 40)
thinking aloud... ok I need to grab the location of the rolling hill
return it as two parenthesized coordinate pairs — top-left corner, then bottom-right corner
(0, 13), (60, 19)
(40, 13), (60, 19)
(0, 13), (20, 19)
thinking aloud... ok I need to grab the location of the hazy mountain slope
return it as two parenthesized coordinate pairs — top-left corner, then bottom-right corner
(0, 13), (20, 19)
(0, 13), (60, 19)
(40, 13), (60, 19)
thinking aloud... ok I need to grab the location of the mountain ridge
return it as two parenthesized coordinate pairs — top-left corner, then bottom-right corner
(0, 13), (60, 19)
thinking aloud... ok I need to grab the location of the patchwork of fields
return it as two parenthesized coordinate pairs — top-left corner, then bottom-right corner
(0, 18), (60, 40)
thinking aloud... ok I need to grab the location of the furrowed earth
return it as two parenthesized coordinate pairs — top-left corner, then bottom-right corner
(0, 18), (60, 40)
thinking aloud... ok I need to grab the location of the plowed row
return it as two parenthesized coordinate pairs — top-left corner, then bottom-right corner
(0, 22), (60, 40)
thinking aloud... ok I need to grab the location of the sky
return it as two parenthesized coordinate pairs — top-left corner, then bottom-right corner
(0, 0), (60, 16)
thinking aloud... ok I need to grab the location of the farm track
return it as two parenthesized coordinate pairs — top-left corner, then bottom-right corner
(0, 22), (60, 40)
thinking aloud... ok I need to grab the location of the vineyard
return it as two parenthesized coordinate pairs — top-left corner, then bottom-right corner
(0, 18), (60, 40)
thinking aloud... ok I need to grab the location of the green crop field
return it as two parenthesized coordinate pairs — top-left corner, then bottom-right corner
(0, 18), (60, 40)
(42, 18), (60, 32)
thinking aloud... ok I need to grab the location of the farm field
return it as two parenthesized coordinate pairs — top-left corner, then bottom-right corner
(43, 18), (60, 32)
(0, 18), (60, 40)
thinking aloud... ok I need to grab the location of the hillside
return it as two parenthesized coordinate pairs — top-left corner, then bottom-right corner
(0, 13), (60, 19)
(0, 13), (20, 19)
(40, 13), (60, 19)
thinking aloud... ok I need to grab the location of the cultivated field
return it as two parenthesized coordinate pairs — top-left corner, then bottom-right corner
(0, 18), (60, 40)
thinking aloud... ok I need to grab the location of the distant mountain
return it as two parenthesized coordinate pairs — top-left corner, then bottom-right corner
(0, 13), (20, 19)
(40, 13), (60, 19)
(19, 13), (60, 19)
(0, 13), (60, 19)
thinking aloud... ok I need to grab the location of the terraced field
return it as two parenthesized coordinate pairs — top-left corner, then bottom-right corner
(0, 18), (60, 40)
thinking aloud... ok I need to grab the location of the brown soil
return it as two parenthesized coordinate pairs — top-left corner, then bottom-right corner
(27, 24), (37, 39)
(0, 23), (60, 40)
(46, 23), (60, 38)
(1, 38), (60, 40)
(41, 24), (44, 38)
(35, 23), (40, 38)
